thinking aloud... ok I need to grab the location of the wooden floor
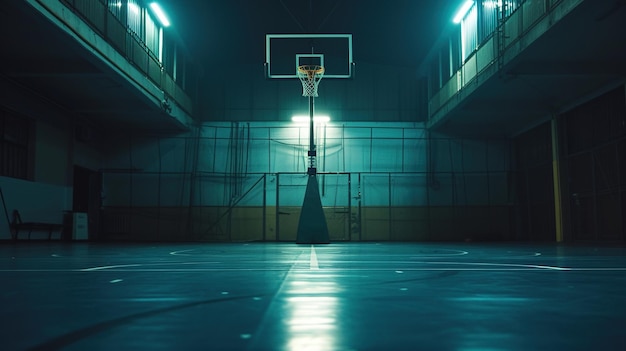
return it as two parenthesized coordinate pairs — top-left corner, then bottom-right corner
(2, 242), (626, 350)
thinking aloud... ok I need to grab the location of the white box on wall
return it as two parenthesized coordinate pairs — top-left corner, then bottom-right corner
(73, 212), (88, 240)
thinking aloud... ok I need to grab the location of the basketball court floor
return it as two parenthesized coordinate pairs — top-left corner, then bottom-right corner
(2, 242), (626, 350)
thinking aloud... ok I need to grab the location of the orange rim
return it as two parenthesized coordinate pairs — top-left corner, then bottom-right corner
(297, 65), (325, 76)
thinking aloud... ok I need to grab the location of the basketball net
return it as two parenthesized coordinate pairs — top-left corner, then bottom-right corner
(297, 65), (325, 97)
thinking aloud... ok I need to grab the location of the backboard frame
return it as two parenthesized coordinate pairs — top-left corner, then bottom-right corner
(265, 34), (353, 79)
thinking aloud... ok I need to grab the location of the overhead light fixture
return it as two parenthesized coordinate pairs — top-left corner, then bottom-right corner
(453, 0), (474, 24)
(292, 115), (330, 124)
(149, 2), (170, 27)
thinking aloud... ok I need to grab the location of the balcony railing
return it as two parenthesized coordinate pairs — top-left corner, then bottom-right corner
(429, 0), (570, 118)
(59, 0), (193, 115)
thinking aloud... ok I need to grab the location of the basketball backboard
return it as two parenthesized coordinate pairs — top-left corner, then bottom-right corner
(265, 34), (353, 79)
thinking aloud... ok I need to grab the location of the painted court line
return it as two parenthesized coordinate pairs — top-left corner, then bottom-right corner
(169, 249), (197, 256)
(408, 250), (469, 257)
(2, 267), (626, 273)
(420, 261), (572, 271)
(310, 246), (319, 270)
(567, 267), (626, 271)
(81, 264), (143, 271)
(80, 261), (221, 271)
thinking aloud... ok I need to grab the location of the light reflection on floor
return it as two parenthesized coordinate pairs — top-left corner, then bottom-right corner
(283, 248), (341, 351)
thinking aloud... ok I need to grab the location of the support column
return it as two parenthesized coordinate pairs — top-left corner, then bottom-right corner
(297, 74), (329, 244)
(308, 96), (316, 175)
(551, 116), (564, 242)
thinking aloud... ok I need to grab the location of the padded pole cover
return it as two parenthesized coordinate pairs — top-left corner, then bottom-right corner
(296, 175), (330, 244)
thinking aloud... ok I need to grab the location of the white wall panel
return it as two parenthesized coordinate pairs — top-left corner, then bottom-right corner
(319, 174), (350, 207)
(403, 139), (428, 172)
(392, 174), (429, 206)
(158, 137), (188, 173)
(371, 139), (402, 172)
(428, 174), (454, 206)
(343, 138), (371, 173)
(131, 173), (158, 206)
(248, 139), (271, 173)
(362, 174), (390, 206)
(196, 138), (215, 172)
(159, 174), (190, 206)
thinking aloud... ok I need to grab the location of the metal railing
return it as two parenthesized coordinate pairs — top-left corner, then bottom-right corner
(59, 0), (193, 115)
(430, 0), (569, 117)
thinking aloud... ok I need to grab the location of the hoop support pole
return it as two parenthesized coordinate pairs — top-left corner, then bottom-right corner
(308, 95), (316, 175)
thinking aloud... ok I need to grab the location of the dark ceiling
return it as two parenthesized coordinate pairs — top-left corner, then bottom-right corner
(0, 1), (186, 132)
(2, 0), (624, 137)
(1, 0), (460, 132)
(163, 0), (459, 67)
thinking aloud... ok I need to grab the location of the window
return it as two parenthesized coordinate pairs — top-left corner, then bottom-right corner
(481, 0), (500, 41)
(162, 33), (176, 75)
(0, 109), (30, 180)
(145, 12), (160, 59)
(449, 32), (461, 74)
(107, 0), (123, 20)
(461, 1), (478, 61)
(503, 0), (521, 18)
(127, 0), (143, 37)
(440, 45), (451, 81)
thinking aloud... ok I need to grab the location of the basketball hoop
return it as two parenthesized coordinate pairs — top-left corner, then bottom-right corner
(297, 65), (325, 97)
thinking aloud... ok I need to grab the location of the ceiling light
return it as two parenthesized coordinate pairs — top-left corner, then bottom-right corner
(453, 0), (474, 24)
(149, 3), (170, 27)
(292, 116), (330, 124)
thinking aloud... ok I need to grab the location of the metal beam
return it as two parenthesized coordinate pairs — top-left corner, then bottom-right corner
(2, 58), (104, 77)
(507, 61), (626, 76)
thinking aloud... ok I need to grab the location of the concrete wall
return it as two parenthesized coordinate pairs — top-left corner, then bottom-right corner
(0, 74), (513, 242)
(0, 78), (104, 240)
(201, 62), (420, 123)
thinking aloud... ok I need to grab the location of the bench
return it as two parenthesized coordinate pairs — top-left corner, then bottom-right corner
(10, 210), (65, 240)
